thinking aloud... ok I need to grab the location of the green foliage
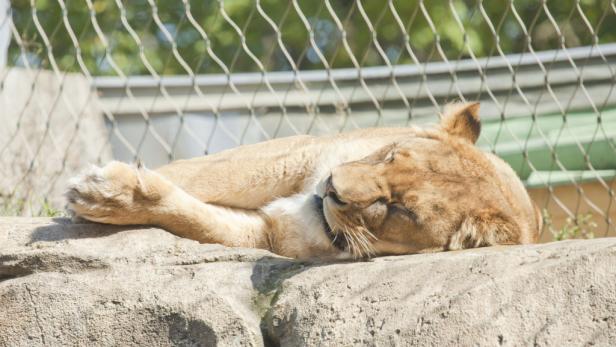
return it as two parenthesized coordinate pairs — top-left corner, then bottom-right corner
(543, 209), (597, 241)
(0, 197), (65, 217)
(0, 197), (25, 216)
(40, 200), (65, 217)
(9, 0), (616, 75)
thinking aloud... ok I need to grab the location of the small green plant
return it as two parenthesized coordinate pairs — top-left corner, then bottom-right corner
(40, 200), (65, 217)
(0, 197), (65, 217)
(543, 209), (597, 241)
(0, 197), (25, 216)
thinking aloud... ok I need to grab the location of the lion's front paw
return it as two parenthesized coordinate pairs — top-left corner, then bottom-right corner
(66, 161), (171, 225)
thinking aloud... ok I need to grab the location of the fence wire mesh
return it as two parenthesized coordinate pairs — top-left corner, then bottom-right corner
(2, 0), (616, 242)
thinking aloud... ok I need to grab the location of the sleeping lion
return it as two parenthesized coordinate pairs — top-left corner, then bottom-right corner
(66, 102), (541, 260)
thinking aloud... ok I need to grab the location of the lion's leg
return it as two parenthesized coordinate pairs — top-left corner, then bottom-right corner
(66, 162), (271, 249)
(154, 136), (323, 209)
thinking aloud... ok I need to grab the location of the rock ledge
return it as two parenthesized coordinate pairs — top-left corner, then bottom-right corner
(1, 218), (615, 346)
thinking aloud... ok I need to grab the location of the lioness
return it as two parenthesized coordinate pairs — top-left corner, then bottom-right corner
(67, 103), (540, 260)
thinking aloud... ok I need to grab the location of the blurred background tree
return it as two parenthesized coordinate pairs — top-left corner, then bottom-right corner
(8, 0), (616, 75)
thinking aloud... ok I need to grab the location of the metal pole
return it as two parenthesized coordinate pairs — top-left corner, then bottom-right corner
(0, 0), (10, 68)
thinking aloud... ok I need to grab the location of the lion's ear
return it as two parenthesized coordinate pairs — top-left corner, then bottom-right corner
(447, 210), (518, 250)
(440, 102), (481, 144)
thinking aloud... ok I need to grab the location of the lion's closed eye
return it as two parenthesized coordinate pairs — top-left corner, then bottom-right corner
(388, 203), (418, 224)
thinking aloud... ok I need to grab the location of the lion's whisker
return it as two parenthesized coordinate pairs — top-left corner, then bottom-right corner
(344, 226), (363, 258)
(351, 225), (374, 258)
(356, 228), (375, 257)
(363, 228), (378, 241)
(352, 217), (375, 257)
(331, 232), (339, 244)
(353, 228), (370, 256)
(329, 208), (377, 258)
(346, 229), (360, 257)
(357, 216), (379, 241)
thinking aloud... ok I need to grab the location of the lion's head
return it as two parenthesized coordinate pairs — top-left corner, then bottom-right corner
(322, 103), (541, 258)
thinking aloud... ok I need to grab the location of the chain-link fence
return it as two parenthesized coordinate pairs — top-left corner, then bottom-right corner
(2, 0), (615, 242)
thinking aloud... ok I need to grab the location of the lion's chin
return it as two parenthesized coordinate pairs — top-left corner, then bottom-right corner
(321, 197), (337, 230)
(314, 195), (349, 252)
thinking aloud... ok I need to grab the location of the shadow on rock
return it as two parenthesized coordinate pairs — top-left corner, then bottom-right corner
(166, 311), (218, 347)
(250, 256), (362, 346)
(29, 217), (149, 244)
(250, 255), (361, 294)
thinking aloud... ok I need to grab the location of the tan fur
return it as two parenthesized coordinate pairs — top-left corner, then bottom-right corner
(66, 103), (540, 260)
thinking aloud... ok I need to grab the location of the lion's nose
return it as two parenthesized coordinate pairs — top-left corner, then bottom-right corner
(325, 175), (347, 206)
(324, 175), (334, 194)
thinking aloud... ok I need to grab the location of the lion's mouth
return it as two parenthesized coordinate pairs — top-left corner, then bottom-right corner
(327, 190), (347, 206)
(313, 194), (348, 251)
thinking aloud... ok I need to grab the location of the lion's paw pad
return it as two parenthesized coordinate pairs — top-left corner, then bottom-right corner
(66, 162), (142, 223)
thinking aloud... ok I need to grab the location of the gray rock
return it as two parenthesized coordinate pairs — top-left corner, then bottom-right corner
(1, 217), (615, 346)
